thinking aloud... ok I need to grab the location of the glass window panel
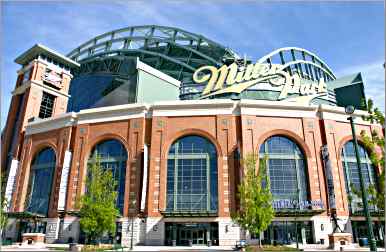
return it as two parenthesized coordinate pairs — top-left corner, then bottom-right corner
(26, 147), (56, 216)
(88, 139), (127, 214)
(259, 136), (309, 207)
(39, 92), (56, 119)
(341, 141), (376, 212)
(166, 135), (217, 212)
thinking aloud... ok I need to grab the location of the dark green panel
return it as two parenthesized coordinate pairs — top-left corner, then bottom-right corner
(329, 73), (367, 110)
(335, 84), (367, 110)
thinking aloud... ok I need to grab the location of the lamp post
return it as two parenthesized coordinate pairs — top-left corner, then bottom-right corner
(295, 187), (300, 249)
(345, 105), (377, 251)
(130, 200), (136, 251)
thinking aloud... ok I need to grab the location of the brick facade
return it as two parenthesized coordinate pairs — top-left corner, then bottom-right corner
(2, 44), (383, 247)
(3, 100), (383, 246)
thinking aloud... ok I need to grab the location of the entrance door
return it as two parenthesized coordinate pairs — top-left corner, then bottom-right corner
(192, 229), (205, 245)
(164, 222), (218, 246)
(179, 229), (191, 245)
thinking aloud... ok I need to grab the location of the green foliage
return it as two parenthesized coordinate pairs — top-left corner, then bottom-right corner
(1, 197), (8, 234)
(232, 154), (274, 246)
(78, 156), (119, 244)
(246, 245), (300, 252)
(1, 172), (9, 237)
(352, 98), (385, 212)
(362, 98), (385, 126)
(81, 244), (114, 251)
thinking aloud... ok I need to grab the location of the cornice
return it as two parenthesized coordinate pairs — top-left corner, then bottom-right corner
(25, 112), (77, 135)
(24, 100), (377, 135)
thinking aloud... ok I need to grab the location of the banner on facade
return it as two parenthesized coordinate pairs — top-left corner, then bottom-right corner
(4, 159), (19, 211)
(58, 151), (72, 211)
(321, 145), (336, 209)
(140, 144), (149, 212)
(273, 199), (324, 210)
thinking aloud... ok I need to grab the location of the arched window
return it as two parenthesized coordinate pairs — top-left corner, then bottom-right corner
(341, 141), (376, 211)
(26, 147), (56, 216)
(259, 136), (309, 204)
(166, 135), (218, 213)
(88, 139), (127, 214)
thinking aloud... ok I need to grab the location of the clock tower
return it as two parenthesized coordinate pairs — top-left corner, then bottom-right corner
(1, 44), (79, 209)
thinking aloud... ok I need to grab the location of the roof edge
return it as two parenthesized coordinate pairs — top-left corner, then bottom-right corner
(15, 44), (80, 68)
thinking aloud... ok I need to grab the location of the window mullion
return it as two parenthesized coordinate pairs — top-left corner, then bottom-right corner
(264, 141), (270, 192)
(342, 147), (352, 196)
(293, 144), (302, 204)
(365, 157), (374, 185)
(206, 153), (210, 211)
(174, 144), (178, 211)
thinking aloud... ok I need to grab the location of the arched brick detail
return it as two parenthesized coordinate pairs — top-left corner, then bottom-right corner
(79, 133), (130, 211)
(256, 129), (312, 158)
(162, 128), (223, 159)
(30, 142), (58, 162)
(337, 135), (369, 162)
(84, 133), (130, 161)
(338, 135), (381, 176)
(255, 129), (316, 202)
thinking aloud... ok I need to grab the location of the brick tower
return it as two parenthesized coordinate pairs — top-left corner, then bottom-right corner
(1, 44), (79, 209)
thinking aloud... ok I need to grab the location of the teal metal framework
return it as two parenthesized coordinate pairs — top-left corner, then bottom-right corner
(67, 25), (238, 82)
(257, 47), (336, 82)
(67, 26), (338, 103)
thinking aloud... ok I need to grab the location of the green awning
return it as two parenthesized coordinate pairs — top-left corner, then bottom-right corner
(274, 209), (325, 217)
(6, 211), (45, 219)
(161, 210), (218, 217)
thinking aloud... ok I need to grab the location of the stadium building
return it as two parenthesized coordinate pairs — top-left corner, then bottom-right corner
(2, 25), (384, 247)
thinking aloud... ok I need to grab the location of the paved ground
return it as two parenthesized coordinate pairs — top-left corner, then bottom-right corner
(0, 244), (236, 252)
(1, 244), (385, 252)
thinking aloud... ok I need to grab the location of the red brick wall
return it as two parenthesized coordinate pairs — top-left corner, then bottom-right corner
(10, 112), (384, 220)
(12, 126), (72, 217)
(2, 60), (72, 176)
(64, 119), (145, 218)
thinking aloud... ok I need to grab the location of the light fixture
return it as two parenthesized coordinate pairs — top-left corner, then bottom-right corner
(344, 105), (355, 115)
(346, 106), (377, 251)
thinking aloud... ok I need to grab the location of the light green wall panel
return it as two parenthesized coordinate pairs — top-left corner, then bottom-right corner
(137, 69), (180, 103)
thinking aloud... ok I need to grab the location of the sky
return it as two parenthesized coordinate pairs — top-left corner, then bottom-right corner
(1, 1), (384, 127)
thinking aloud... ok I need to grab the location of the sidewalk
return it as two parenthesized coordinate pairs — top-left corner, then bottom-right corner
(1, 244), (236, 251)
(116, 245), (235, 251)
(1, 243), (385, 252)
(76, 245), (234, 251)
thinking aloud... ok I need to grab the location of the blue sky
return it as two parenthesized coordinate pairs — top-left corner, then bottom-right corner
(1, 1), (384, 127)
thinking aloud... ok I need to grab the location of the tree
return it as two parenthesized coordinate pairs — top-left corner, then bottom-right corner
(1, 197), (8, 239)
(231, 154), (274, 247)
(359, 131), (385, 213)
(351, 98), (385, 214)
(78, 156), (119, 244)
(348, 98), (385, 242)
(362, 98), (385, 126)
(1, 173), (9, 240)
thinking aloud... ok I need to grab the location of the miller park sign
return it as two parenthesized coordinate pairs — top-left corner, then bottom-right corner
(273, 199), (324, 210)
(193, 61), (328, 104)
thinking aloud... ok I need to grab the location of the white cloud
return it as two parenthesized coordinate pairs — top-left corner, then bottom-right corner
(335, 61), (385, 113)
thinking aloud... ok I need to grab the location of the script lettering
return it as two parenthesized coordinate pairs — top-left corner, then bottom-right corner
(193, 62), (328, 101)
